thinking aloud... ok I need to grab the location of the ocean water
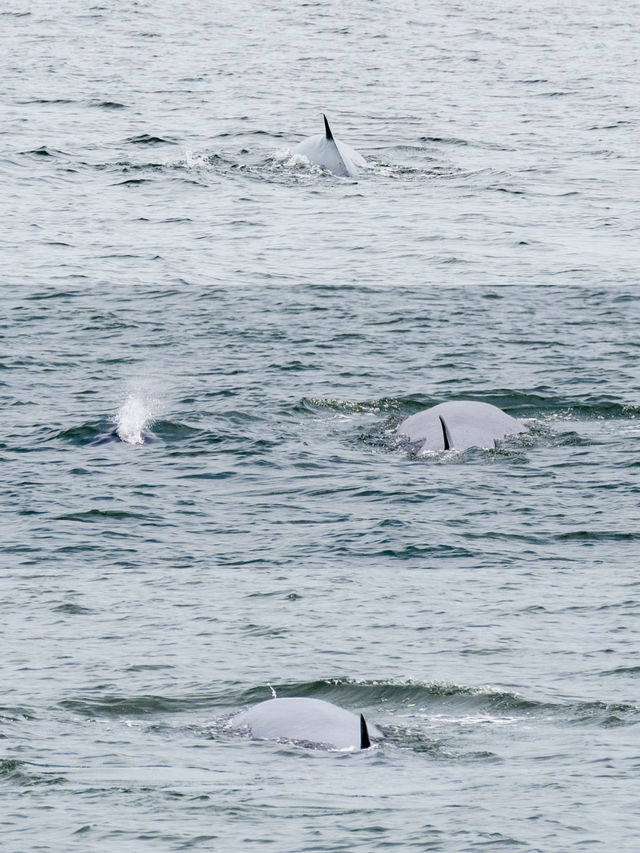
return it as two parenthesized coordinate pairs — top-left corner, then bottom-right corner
(2, 1), (640, 850)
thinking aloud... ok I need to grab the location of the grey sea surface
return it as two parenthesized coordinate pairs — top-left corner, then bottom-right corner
(2, 1), (640, 851)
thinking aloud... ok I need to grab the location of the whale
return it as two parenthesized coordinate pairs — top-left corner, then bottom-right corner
(90, 395), (159, 445)
(396, 401), (527, 453)
(230, 697), (382, 750)
(292, 114), (366, 178)
(91, 425), (158, 445)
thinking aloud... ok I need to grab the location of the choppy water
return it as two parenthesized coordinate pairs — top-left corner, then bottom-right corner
(2, 1), (640, 851)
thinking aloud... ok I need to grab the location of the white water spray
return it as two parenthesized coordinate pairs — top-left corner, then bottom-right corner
(115, 394), (155, 445)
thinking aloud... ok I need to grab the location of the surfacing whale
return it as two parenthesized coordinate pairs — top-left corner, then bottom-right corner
(396, 401), (527, 453)
(91, 424), (159, 445)
(231, 697), (381, 750)
(91, 395), (159, 445)
(292, 114), (366, 178)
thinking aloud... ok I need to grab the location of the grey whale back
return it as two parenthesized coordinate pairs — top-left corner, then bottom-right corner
(396, 401), (527, 453)
(292, 114), (366, 178)
(231, 697), (381, 750)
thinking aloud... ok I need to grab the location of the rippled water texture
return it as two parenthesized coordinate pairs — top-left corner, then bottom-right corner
(2, 1), (640, 851)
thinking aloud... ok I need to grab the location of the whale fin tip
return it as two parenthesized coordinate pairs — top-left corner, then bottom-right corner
(323, 113), (334, 140)
(360, 713), (371, 749)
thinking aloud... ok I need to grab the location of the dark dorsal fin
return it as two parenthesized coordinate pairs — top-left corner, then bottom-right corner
(439, 416), (452, 451)
(323, 113), (334, 141)
(360, 713), (371, 749)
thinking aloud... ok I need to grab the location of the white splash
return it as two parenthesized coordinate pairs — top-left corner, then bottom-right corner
(184, 148), (213, 170)
(284, 152), (316, 170)
(115, 394), (154, 445)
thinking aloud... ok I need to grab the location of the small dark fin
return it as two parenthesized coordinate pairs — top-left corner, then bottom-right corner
(360, 713), (371, 749)
(439, 416), (452, 451)
(323, 113), (334, 140)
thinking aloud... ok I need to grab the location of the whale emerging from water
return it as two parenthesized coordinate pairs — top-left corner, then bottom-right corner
(396, 401), (527, 453)
(231, 697), (381, 750)
(292, 114), (366, 178)
(91, 395), (159, 445)
(91, 424), (158, 445)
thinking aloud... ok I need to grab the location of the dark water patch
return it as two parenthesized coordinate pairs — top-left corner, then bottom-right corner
(462, 530), (552, 546)
(98, 161), (167, 173)
(0, 759), (65, 788)
(218, 129), (288, 140)
(150, 420), (204, 442)
(556, 530), (640, 543)
(26, 288), (83, 301)
(18, 97), (76, 105)
(599, 666), (640, 676)
(79, 312), (139, 331)
(0, 706), (37, 722)
(52, 603), (94, 615)
(56, 543), (103, 554)
(164, 437), (230, 457)
(541, 89), (578, 97)
(2, 544), (39, 554)
(243, 590), (299, 601)
(89, 100), (126, 109)
(177, 470), (237, 480)
(116, 178), (153, 186)
(419, 135), (470, 146)
(55, 421), (113, 445)
(20, 146), (63, 157)
(126, 134), (178, 145)
(73, 826), (93, 836)
(567, 701), (639, 728)
(588, 121), (632, 130)
(490, 185), (527, 196)
(60, 690), (231, 717)
(241, 624), (288, 638)
(332, 543), (476, 560)
(54, 509), (156, 523)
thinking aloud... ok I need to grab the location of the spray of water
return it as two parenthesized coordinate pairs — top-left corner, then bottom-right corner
(115, 394), (155, 445)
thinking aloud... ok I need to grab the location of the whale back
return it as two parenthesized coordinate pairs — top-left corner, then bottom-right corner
(231, 697), (381, 750)
(396, 401), (527, 452)
(292, 115), (366, 178)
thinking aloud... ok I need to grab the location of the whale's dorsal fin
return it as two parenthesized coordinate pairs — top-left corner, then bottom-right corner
(360, 713), (371, 749)
(323, 114), (334, 141)
(439, 416), (452, 451)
